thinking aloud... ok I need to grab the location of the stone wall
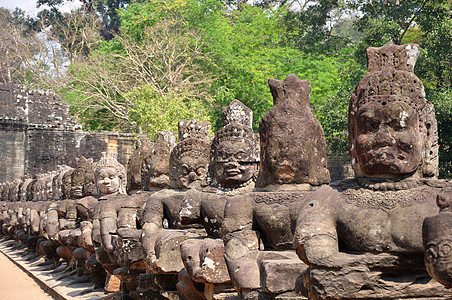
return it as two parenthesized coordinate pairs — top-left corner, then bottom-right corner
(0, 83), (137, 182)
(0, 121), (27, 182)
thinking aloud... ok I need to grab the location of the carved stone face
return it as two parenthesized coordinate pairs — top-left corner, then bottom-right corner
(97, 167), (121, 194)
(147, 172), (170, 189)
(62, 171), (72, 199)
(353, 101), (422, 175)
(83, 172), (96, 196)
(212, 140), (257, 186)
(71, 169), (85, 198)
(176, 155), (208, 189)
(424, 212), (452, 288)
(45, 181), (53, 200)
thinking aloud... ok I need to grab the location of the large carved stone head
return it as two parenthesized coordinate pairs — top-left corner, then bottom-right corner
(210, 100), (259, 188)
(3, 181), (11, 201)
(257, 74), (330, 187)
(44, 172), (56, 200)
(95, 151), (127, 195)
(8, 180), (21, 202)
(169, 119), (210, 189)
(144, 130), (176, 190)
(61, 169), (73, 199)
(52, 165), (73, 200)
(18, 176), (32, 201)
(32, 174), (46, 201)
(349, 43), (438, 179)
(127, 138), (154, 193)
(71, 157), (96, 198)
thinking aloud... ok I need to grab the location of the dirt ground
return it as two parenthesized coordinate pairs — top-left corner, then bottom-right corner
(0, 250), (54, 300)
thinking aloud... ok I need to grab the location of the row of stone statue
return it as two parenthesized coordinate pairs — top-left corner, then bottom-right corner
(1, 42), (451, 300)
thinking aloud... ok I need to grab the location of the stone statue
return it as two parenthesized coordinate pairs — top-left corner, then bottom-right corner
(222, 74), (330, 299)
(52, 165), (73, 200)
(32, 174), (46, 201)
(256, 75), (329, 189)
(423, 185), (452, 287)
(82, 151), (127, 288)
(61, 168), (74, 200)
(71, 156), (96, 199)
(105, 131), (176, 297)
(139, 120), (210, 299)
(143, 130), (176, 190)
(177, 100), (259, 299)
(8, 180), (21, 202)
(0, 183), (4, 201)
(18, 176), (33, 202)
(293, 43), (450, 299)
(127, 138), (154, 194)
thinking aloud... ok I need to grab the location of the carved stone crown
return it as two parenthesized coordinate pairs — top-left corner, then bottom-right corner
(222, 99), (253, 128)
(75, 156), (94, 169)
(366, 43), (419, 73)
(350, 43), (426, 117)
(177, 119), (210, 141)
(170, 119), (210, 180)
(170, 138), (210, 161)
(212, 100), (259, 163)
(154, 130), (176, 155)
(95, 151), (126, 178)
(268, 74), (311, 107)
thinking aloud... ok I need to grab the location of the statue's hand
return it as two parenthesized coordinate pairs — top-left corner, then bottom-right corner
(102, 234), (114, 252)
(145, 251), (157, 268)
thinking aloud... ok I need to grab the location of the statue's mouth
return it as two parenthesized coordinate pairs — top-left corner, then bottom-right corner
(225, 170), (240, 176)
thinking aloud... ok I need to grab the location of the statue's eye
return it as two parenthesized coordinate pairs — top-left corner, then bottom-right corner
(182, 167), (189, 176)
(197, 167), (205, 176)
(439, 242), (452, 257)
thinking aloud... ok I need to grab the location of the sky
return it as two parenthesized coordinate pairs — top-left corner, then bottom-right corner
(0, 0), (80, 16)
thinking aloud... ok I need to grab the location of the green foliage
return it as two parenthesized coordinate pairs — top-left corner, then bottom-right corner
(427, 88), (452, 179)
(187, 3), (299, 130)
(65, 7), (214, 135)
(311, 46), (366, 154)
(127, 85), (211, 139)
(183, 1), (359, 131)
(282, 0), (347, 53)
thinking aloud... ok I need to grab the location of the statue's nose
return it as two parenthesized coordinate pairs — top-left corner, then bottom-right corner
(374, 124), (394, 146)
(188, 172), (197, 182)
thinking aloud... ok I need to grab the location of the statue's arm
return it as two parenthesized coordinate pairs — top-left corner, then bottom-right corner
(222, 194), (260, 290)
(294, 194), (412, 269)
(99, 200), (121, 252)
(179, 189), (202, 226)
(45, 207), (59, 241)
(30, 209), (40, 235)
(141, 195), (165, 264)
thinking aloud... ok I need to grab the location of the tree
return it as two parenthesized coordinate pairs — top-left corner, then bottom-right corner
(38, 4), (102, 65)
(37, 0), (129, 40)
(0, 8), (39, 83)
(66, 15), (214, 135)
